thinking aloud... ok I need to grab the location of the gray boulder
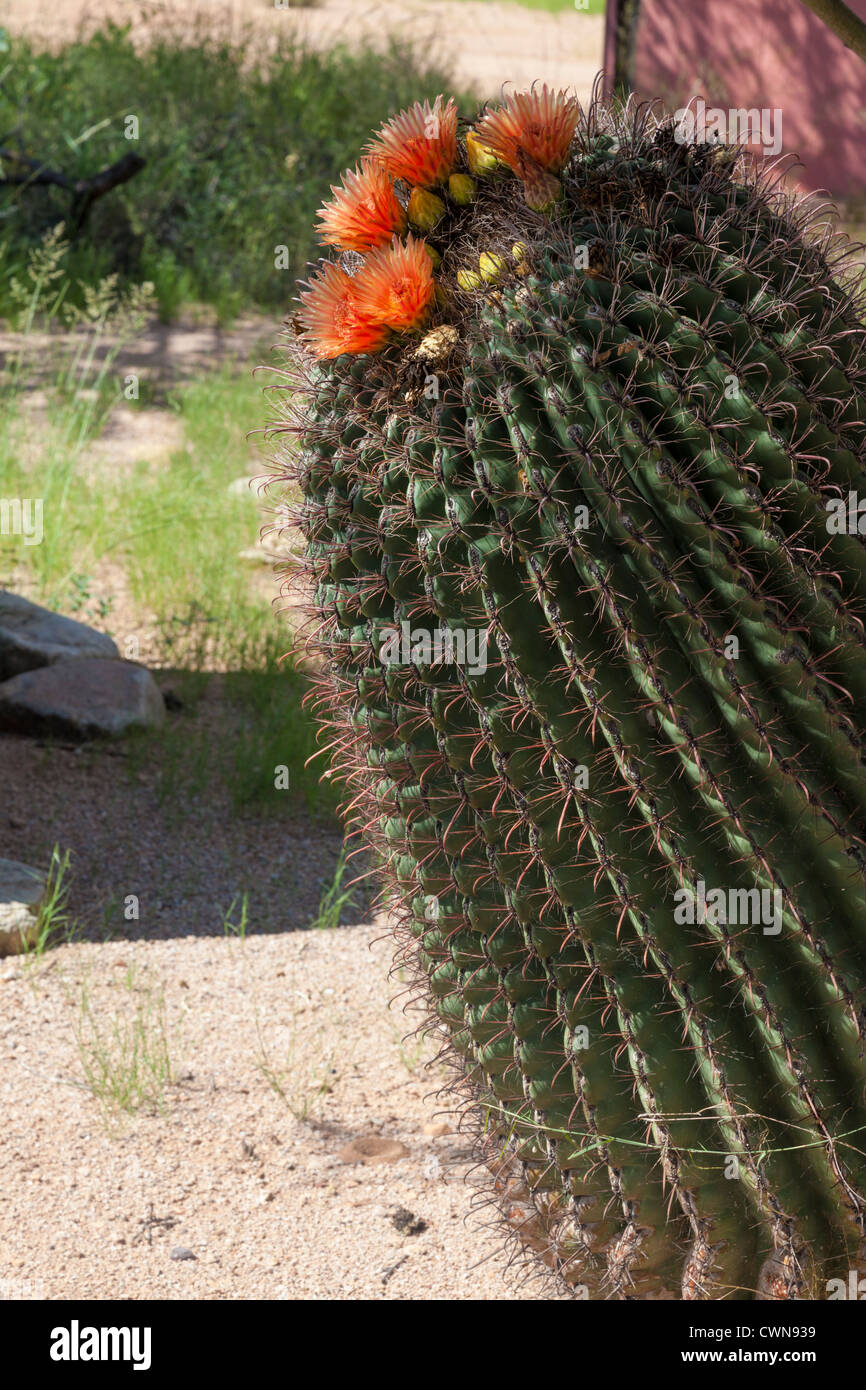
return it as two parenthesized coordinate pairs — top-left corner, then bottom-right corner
(0, 590), (119, 680)
(0, 658), (166, 739)
(0, 858), (46, 957)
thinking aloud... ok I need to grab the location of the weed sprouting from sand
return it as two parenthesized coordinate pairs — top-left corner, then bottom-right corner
(253, 1004), (337, 1124)
(309, 844), (358, 930)
(70, 965), (180, 1132)
(223, 892), (250, 944)
(22, 846), (74, 961)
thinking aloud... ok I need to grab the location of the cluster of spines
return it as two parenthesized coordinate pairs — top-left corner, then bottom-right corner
(274, 89), (866, 1299)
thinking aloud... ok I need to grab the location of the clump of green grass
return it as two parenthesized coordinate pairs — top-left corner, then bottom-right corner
(114, 364), (336, 815)
(70, 966), (179, 1132)
(119, 365), (272, 653)
(0, 227), (155, 604)
(23, 846), (74, 959)
(223, 891), (250, 943)
(0, 232), (336, 818)
(0, 21), (467, 323)
(122, 604), (337, 820)
(1, 222), (154, 402)
(310, 843), (360, 930)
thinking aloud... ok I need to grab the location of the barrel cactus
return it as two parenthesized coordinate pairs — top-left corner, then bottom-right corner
(273, 85), (866, 1300)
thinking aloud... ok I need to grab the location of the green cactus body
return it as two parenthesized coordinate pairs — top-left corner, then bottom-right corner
(280, 94), (866, 1299)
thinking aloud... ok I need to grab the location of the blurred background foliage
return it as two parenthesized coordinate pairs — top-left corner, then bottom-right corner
(0, 20), (466, 323)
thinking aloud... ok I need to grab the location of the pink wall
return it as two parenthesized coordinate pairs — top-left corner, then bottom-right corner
(604, 0), (866, 197)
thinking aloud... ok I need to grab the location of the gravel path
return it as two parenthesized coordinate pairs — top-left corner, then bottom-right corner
(0, 924), (557, 1300)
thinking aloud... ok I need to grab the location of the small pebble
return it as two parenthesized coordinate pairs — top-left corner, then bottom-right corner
(170, 1247), (197, 1262)
(390, 1207), (428, 1236)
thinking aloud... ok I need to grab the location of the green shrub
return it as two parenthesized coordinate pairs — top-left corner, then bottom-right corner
(0, 21), (466, 322)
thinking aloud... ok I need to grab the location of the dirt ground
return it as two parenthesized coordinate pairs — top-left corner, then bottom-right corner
(2, 0), (606, 98)
(0, 924), (560, 1301)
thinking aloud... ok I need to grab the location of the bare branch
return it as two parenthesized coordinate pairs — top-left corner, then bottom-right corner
(0, 149), (146, 232)
(798, 0), (866, 62)
(0, 149), (72, 190)
(69, 153), (146, 232)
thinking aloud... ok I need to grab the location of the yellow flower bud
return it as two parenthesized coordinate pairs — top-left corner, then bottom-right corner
(479, 251), (507, 283)
(456, 268), (482, 291)
(448, 173), (476, 205)
(466, 130), (501, 177)
(408, 187), (446, 232)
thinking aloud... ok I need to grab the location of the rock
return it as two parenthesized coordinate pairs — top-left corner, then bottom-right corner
(421, 1121), (451, 1138)
(0, 590), (119, 680)
(0, 858), (46, 957)
(337, 1136), (410, 1165)
(390, 1207), (427, 1236)
(0, 659), (166, 740)
(169, 1247), (197, 1262)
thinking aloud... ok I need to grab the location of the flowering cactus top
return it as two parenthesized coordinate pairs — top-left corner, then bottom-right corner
(297, 86), (579, 361)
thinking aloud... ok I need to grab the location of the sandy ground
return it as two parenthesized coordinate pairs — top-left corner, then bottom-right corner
(2, 0), (606, 98)
(0, 922), (556, 1300)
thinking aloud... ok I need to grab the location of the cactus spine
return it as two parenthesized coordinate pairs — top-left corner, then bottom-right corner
(276, 87), (866, 1299)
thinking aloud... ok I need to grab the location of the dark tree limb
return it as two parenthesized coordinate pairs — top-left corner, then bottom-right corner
(0, 148), (73, 190)
(0, 148), (146, 233)
(68, 153), (146, 233)
(798, 0), (866, 63)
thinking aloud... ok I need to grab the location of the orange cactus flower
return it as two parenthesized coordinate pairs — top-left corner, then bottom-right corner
(315, 158), (407, 253)
(366, 95), (458, 189)
(474, 85), (580, 176)
(354, 235), (435, 332)
(298, 262), (389, 359)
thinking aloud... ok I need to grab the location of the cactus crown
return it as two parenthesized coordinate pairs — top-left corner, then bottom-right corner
(298, 85), (592, 361)
(276, 85), (866, 1301)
